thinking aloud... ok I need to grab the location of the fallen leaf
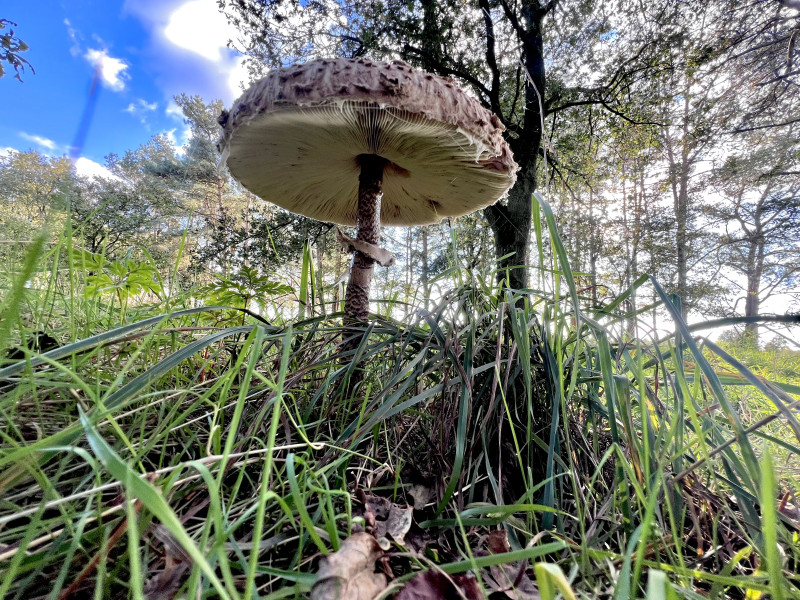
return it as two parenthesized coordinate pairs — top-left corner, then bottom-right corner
(403, 526), (435, 556)
(482, 530), (540, 600)
(377, 504), (413, 548)
(397, 570), (483, 600)
(484, 566), (541, 600)
(144, 525), (192, 600)
(407, 483), (436, 510)
(311, 532), (387, 600)
(487, 529), (511, 554)
(362, 494), (414, 549)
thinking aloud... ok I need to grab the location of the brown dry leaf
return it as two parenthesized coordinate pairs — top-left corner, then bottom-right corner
(397, 570), (483, 600)
(363, 493), (390, 521)
(455, 574), (483, 600)
(407, 483), (436, 510)
(143, 526), (192, 600)
(778, 492), (800, 527)
(310, 532), (387, 600)
(403, 526), (435, 556)
(482, 530), (540, 600)
(363, 493), (414, 549)
(484, 566), (540, 600)
(487, 530), (511, 554)
(377, 504), (413, 547)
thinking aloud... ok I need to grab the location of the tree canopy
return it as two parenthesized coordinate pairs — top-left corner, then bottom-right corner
(224, 0), (799, 299)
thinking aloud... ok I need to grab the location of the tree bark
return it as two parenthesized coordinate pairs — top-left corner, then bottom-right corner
(664, 93), (693, 319)
(482, 2), (547, 290)
(421, 226), (429, 308)
(744, 242), (764, 341)
(484, 172), (534, 290)
(484, 2), (550, 494)
(743, 194), (767, 341)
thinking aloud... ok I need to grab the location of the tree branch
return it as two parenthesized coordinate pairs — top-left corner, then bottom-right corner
(478, 0), (502, 116)
(542, 0), (559, 16)
(731, 115), (800, 133)
(547, 96), (664, 126)
(402, 44), (493, 101)
(759, 170), (800, 178)
(497, 0), (525, 40)
(509, 63), (523, 121)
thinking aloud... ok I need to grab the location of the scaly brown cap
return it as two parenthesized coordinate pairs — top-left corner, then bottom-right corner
(219, 57), (518, 226)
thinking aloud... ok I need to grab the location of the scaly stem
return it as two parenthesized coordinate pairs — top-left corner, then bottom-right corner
(343, 154), (386, 339)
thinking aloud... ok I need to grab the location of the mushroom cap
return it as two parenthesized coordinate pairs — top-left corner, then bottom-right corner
(219, 58), (518, 226)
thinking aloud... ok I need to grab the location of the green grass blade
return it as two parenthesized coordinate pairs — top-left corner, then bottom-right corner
(79, 408), (234, 600)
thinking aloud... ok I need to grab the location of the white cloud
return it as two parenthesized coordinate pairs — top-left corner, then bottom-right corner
(165, 99), (184, 120)
(163, 127), (179, 147)
(84, 48), (130, 92)
(74, 157), (118, 181)
(1, 147), (18, 157)
(163, 0), (238, 62)
(125, 99), (158, 114)
(227, 56), (251, 100)
(123, 0), (248, 104)
(124, 99), (159, 124)
(162, 127), (190, 154)
(19, 133), (57, 151)
(64, 19), (82, 57)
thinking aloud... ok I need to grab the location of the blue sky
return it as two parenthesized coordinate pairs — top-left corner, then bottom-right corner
(1, 0), (249, 177)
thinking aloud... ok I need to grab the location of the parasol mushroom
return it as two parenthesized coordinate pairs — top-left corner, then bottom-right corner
(218, 57), (517, 344)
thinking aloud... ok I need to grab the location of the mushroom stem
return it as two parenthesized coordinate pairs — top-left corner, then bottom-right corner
(344, 154), (387, 342)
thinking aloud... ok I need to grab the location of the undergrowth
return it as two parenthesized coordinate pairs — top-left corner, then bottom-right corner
(0, 195), (798, 599)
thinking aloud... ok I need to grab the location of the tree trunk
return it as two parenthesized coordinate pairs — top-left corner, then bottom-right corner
(333, 240), (343, 311)
(744, 206), (766, 341)
(243, 192), (252, 266)
(483, 4), (546, 290)
(421, 226), (429, 308)
(587, 190), (599, 307)
(317, 236), (325, 316)
(484, 172), (534, 290)
(664, 94), (692, 319)
(744, 247), (763, 341)
(627, 169), (644, 339)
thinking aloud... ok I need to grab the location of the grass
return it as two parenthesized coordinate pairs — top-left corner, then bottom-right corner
(0, 194), (798, 599)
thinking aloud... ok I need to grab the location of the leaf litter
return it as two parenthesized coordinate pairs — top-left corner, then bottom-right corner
(310, 532), (388, 600)
(312, 490), (543, 599)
